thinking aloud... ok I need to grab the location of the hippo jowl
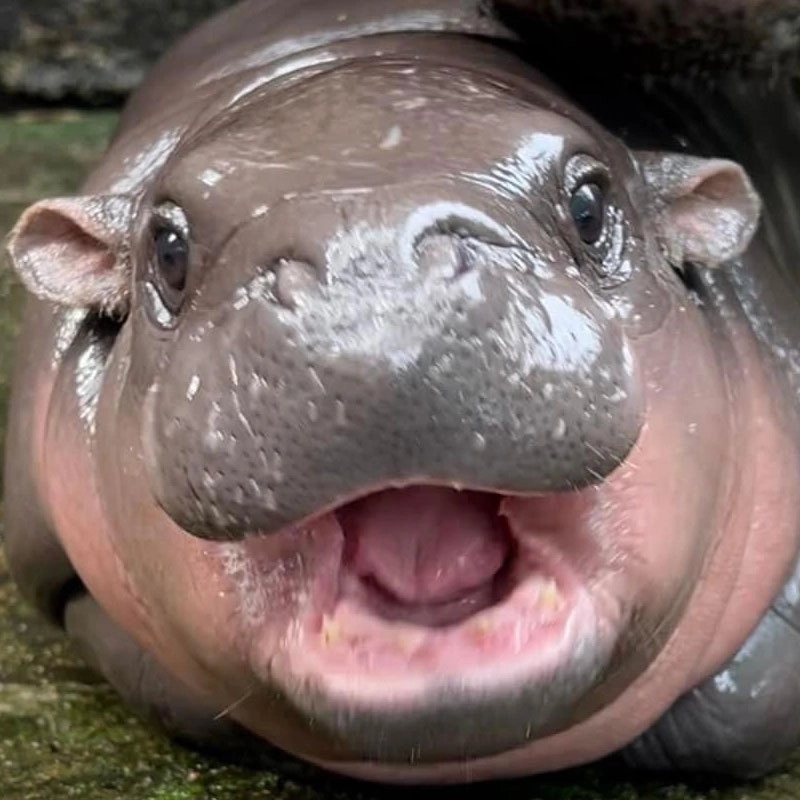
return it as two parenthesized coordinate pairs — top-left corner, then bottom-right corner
(5, 0), (800, 786)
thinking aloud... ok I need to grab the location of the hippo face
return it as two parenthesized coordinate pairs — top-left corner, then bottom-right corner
(8, 55), (764, 776)
(140, 61), (652, 535)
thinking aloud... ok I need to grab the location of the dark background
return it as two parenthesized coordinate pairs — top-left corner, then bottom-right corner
(2, 0), (799, 105)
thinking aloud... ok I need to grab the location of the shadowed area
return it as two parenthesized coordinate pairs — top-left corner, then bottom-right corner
(2, 109), (800, 800)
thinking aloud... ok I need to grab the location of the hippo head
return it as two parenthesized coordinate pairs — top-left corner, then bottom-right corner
(8, 55), (764, 778)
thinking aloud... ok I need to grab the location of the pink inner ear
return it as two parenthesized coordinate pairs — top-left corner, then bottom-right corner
(9, 196), (131, 313)
(637, 151), (761, 268)
(672, 196), (745, 257)
(669, 163), (760, 267)
(683, 164), (747, 205)
(24, 208), (117, 274)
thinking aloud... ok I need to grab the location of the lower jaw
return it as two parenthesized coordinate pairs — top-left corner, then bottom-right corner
(295, 559), (592, 693)
(272, 573), (615, 765)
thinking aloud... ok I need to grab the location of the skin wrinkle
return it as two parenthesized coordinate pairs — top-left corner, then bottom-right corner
(689, 328), (800, 684)
(44, 382), (158, 657)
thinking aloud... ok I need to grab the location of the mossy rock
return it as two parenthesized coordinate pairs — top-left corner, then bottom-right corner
(0, 0), (237, 102)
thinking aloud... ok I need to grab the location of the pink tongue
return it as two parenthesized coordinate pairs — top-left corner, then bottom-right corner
(339, 487), (509, 605)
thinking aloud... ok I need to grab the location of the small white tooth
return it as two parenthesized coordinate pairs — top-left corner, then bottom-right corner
(539, 579), (562, 611)
(396, 631), (424, 655)
(471, 616), (493, 641)
(321, 616), (341, 646)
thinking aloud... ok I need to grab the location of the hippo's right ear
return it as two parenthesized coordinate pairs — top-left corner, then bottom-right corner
(636, 152), (762, 269)
(6, 194), (135, 316)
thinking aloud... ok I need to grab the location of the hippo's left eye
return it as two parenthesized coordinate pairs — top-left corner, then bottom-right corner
(570, 183), (606, 245)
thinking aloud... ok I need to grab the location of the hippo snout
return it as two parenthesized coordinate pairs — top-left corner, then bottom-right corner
(144, 200), (643, 540)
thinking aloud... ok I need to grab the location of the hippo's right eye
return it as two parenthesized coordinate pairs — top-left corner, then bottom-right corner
(148, 203), (191, 317)
(154, 227), (189, 295)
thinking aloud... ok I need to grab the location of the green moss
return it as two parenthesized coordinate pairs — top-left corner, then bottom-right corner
(2, 109), (800, 800)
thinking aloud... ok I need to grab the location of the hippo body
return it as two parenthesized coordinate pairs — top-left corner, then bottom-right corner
(6, 0), (800, 784)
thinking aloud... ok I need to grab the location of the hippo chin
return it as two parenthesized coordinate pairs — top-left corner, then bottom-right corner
(6, 0), (800, 786)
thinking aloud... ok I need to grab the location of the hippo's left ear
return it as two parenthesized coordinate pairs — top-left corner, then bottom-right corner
(7, 194), (135, 316)
(636, 152), (762, 268)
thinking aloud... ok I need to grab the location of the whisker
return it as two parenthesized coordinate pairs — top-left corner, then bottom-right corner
(213, 685), (256, 721)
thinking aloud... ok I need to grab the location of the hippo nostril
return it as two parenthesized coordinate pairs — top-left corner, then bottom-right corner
(272, 258), (319, 310)
(415, 234), (473, 281)
(411, 207), (520, 282)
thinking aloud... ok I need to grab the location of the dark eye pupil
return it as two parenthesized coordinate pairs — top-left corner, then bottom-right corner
(570, 183), (605, 244)
(155, 227), (189, 294)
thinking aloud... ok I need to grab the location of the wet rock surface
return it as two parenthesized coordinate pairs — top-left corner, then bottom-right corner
(2, 109), (800, 799)
(0, 0), (237, 101)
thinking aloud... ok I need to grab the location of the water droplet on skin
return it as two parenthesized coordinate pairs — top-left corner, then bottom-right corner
(307, 401), (319, 421)
(473, 432), (487, 452)
(165, 417), (180, 439)
(714, 670), (738, 694)
(199, 168), (223, 187)
(379, 125), (403, 150)
(228, 356), (239, 387)
(186, 375), (200, 401)
(204, 429), (224, 452)
(335, 400), (347, 426)
(552, 419), (567, 441)
(272, 452), (284, 483)
(308, 367), (326, 393)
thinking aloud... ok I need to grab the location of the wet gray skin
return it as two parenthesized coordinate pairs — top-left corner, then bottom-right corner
(4, 0), (800, 785)
(142, 63), (644, 538)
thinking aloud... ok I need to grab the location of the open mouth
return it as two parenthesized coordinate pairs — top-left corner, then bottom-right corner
(339, 488), (518, 627)
(334, 486), (578, 633)
(235, 484), (611, 704)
